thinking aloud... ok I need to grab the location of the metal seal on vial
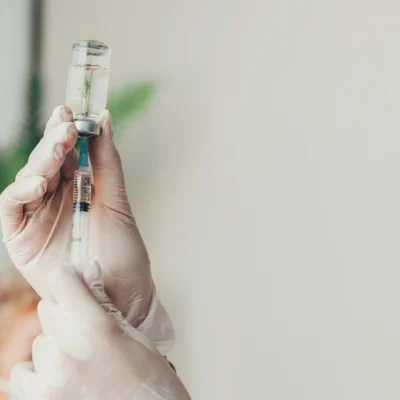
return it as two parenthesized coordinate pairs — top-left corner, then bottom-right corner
(74, 119), (101, 138)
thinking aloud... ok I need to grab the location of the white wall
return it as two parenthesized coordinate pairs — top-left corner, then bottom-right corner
(0, 0), (30, 149)
(43, 1), (400, 398)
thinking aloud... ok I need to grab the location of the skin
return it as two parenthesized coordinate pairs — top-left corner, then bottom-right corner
(0, 307), (41, 400)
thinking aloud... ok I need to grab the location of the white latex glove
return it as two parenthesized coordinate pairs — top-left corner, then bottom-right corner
(9, 264), (191, 400)
(0, 106), (174, 354)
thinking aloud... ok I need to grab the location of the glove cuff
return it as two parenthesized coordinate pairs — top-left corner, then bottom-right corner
(135, 285), (176, 356)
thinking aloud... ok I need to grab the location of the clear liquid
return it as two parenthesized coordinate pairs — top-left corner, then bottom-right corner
(66, 64), (109, 122)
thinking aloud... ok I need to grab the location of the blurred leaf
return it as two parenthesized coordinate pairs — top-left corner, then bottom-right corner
(0, 158), (9, 191)
(0, 73), (43, 192)
(6, 144), (31, 183)
(28, 74), (44, 146)
(0, 145), (30, 190)
(14, 74), (43, 149)
(108, 81), (157, 136)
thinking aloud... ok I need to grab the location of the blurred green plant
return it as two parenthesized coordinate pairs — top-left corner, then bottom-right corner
(0, 79), (156, 192)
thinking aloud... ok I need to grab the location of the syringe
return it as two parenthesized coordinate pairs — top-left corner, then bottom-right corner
(71, 137), (92, 267)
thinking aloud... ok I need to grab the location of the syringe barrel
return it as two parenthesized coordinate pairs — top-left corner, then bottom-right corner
(71, 169), (92, 267)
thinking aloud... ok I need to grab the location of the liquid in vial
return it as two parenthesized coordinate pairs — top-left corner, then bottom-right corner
(66, 64), (109, 123)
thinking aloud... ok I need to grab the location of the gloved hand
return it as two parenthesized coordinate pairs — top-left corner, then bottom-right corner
(0, 106), (174, 354)
(9, 264), (191, 400)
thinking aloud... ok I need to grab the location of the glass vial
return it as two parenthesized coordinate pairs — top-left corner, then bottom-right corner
(65, 40), (111, 138)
